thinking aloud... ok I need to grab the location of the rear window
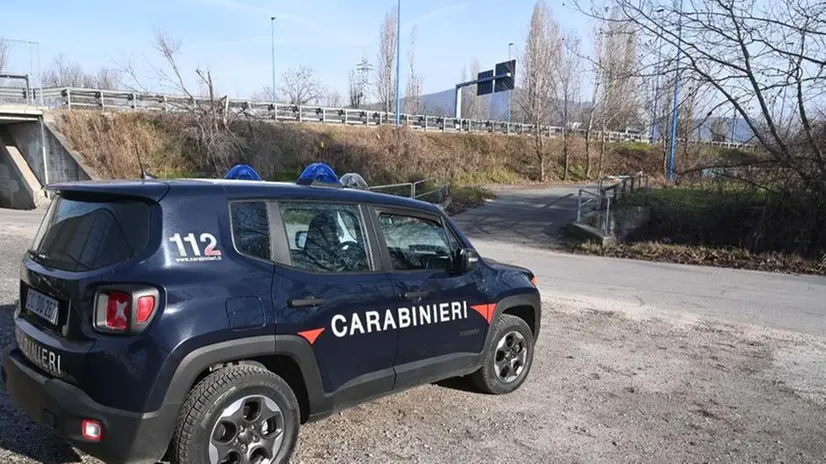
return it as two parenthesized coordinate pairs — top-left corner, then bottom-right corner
(29, 194), (152, 272)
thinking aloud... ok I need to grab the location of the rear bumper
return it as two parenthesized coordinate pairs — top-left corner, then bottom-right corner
(2, 345), (174, 464)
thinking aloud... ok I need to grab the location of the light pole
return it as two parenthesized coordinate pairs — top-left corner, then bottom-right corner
(508, 42), (515, 123)
(667, 0), (684, 184)
(650, 8), (664, 144)
(270, 16), (276, 103)
(394, 0), (402, 127)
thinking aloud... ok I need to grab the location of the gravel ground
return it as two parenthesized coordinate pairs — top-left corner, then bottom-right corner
(1, 210), (825, 463)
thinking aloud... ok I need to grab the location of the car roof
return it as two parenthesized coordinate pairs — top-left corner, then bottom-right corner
(48, 178), (444, 215)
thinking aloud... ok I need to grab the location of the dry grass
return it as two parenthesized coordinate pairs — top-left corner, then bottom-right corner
(444, 186), (497, 215)
(567, 240), (826, 276)
(52, 110), (729, 186)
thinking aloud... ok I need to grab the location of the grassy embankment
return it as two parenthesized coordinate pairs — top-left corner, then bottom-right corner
(52, 111), (726, 213)
(568, 185), (826, 276)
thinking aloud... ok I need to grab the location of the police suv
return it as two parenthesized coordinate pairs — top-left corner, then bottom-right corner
(1, 164), (541, 464)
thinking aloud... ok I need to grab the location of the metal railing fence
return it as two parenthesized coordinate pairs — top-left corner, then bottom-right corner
(367, 176), (450, 205)
(577, 172), (649, 233)
(0, 85), (755, 150)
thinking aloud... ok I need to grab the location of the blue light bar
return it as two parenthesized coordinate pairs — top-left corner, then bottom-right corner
(296, 163), (340, 186)
(225, 164), (262, 180)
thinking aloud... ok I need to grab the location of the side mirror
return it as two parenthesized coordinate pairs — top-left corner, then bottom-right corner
(295, 231), (307, 249)
(453, 248), (480, 274)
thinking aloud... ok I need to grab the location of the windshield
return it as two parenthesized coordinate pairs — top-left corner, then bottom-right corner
(29, 194), (152, 272)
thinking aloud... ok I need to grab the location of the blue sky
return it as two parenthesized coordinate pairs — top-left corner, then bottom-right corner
(0, 0), (596, 99)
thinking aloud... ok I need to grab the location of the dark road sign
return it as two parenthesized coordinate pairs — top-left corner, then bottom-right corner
(477, 70), (494, 96)
(494, 60), (516, 92)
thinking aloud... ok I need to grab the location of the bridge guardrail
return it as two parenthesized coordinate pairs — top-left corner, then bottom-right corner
(0, 85), (755, 150)
(577, 172), (649, 233)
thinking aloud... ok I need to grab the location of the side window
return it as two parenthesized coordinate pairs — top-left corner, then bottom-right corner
(378, 212), (453, 271)
(279, 201), (371, 273)
(230, 201), (271, 260)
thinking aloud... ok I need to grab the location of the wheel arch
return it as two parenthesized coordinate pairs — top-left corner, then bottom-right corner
(163, 335), (327, 425)
(485, 292), (541, 346)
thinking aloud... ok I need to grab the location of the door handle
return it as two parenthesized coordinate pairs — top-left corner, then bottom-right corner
(288, 297), (325, 308)
(403, 291), (429, 300)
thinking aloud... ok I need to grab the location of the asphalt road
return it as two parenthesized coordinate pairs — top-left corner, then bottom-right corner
(456, 186), (826, 338)
(452, 185), (585, 247)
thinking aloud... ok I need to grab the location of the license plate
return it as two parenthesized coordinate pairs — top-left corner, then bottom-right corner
(15, 327), (63, 377)
(25, 288), (59, 325)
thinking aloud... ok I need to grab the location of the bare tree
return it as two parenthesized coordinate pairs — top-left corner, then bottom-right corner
(459, 64), (474, 119)
(0, 38), (9, 72)
(554, 33), (583, 180)
(41, 53), (121, 89)
(516, 0), (563, 181)
(251, 85), (274, 102)
(325, 89), (343, 107)
(374, 6), (398, 114)
(348, 70), (360, 108)
(582, 8), (641, 178)
(598, 9), (642, 133)
(710, 118), (727, 142)
(582, 24), (605, 179)
(404, 26), (423, 114)
(150, 29), (239, 174)
(95, 67), (122, 90)
(279, 65), (324, 105)
(576, 0), (826, 253)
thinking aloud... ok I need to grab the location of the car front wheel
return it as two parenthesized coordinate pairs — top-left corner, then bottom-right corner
(470, 313), (535, 394)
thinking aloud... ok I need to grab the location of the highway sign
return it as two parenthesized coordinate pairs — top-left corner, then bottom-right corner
(494, 59), (516, 92)
(477, 70), (494, 96)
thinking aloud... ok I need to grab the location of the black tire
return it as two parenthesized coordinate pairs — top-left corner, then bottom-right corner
(469, 314), (535, 394)
(169, 364), (300, 464)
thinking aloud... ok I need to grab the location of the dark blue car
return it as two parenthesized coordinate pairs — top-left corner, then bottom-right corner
(1, 168), (541, 464)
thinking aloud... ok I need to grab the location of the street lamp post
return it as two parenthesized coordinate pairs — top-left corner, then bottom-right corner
(395, 0), (402, 127)
(508, 42), (515, 123)
(667, 0), (684, 183)
(270, 16), (276, 103)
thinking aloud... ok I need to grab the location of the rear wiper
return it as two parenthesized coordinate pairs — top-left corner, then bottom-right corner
(27, 249), (91, 271)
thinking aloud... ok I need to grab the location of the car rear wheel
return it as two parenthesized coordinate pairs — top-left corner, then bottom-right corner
(469, 314), (535, 394)
(170, 364), (300, 464)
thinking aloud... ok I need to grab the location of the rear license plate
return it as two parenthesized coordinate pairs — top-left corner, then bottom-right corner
(25, 288), (59, 325)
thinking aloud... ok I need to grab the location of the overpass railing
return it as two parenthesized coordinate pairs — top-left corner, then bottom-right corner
(0, 85), (755, 150)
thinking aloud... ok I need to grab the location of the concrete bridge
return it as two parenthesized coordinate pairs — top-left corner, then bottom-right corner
(0, 104), (93, 210)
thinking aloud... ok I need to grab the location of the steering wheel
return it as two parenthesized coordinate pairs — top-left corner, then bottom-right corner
(338, 240), (368, 268)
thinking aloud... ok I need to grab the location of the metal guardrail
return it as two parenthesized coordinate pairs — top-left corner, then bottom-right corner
(0, 85), (755, 149)
(367, 176), (450, 205)
(577, 172), (649, 233)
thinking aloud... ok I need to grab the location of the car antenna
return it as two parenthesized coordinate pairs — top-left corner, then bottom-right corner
(133, 142), (156, 180)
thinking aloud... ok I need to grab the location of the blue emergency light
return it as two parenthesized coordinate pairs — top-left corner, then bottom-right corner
(296, 163), (341, 186)
(224, 164), (262, 180)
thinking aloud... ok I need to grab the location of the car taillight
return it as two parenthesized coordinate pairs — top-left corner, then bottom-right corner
(137, 295), (156, 323)
(93, 285), (160, 334)
(104, 291), (130, 330)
